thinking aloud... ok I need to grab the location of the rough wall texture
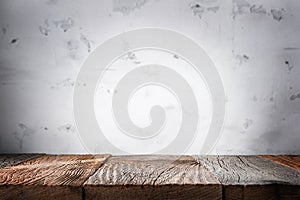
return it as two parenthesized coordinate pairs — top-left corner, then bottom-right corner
(0, 0), (299, 154)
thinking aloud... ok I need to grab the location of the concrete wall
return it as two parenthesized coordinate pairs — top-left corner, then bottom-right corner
(0, 0), (299, 154)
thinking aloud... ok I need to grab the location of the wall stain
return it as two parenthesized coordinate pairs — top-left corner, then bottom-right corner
(190, 0), (219, 19)
(285, 60), (294, 71)
(66, 40), (80, 60)
(173, 54), (179, 59)
(51, 78), (74, 89)
(39, 19), (51, 36)
(123, 52), (141, 64)
(80, 34), (92, 53)
(233, 0), (250, 19)
(271, 9), (284, 21)
(290, 93), (300, 101)
(284, 47), (299, 51)
(250, 5), (266, 14)
(112, 0), (150, 15)
(10, 38), (18, 45)
(39, 26), (50, 36)
(236, 54), (249, 64)
(13, 123), (35, 149)
(53, 17), (74, 32)
(57, 123), (75, 133)
(51, 78), (86, 89)
(233, 0), (284, 21)
(1, 27), (7, 35)
(67, 40), (79, 51)
(243, 118), (253, 129)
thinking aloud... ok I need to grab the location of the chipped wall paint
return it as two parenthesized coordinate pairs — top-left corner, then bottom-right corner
(0, 0), (299, 154)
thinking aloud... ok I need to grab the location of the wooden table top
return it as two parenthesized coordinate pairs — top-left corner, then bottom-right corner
(0, 154), (299, 200)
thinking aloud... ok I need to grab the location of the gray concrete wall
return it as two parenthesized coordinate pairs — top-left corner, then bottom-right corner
(0, 0), (299, 154)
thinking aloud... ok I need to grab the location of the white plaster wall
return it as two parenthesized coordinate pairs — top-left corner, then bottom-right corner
(0, 0), (299, 154)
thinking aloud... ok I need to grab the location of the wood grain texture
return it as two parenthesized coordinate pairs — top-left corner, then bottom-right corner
(0, 185), (81, 200)
(195, 155), (300, 200)
(0, 154), (110, 186)
(0, 154), (110, 200)
(222, 185), (278, 200)
(84, 185), (221, 200)
(260, 155), (300, 170)
(222, 185), (300, 200)
(0, 155), (299, 200)
(84, 155), (221, 200)
(0, 154), (42, 168)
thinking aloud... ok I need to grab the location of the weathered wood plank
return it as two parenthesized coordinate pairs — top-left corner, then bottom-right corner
(195, 155), (300, 200)
(0, 154), (110, 186)
(260, 155), (300, 170)
(86, 155), (218, 185)
(0, 185), (81, 200)
(278, 185), (300, 200)
(223, 185), (300, 200)
(0, 154), (110, 200)
(195, 155), (300, 185)
(223, 184), (280, 200)
(84, 155), (222, 200)
(0, 154), (42, 169)
(84, 185), (221, 200)
(0, 155), (299, 199)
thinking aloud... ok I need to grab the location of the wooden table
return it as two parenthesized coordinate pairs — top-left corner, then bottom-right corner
(0, 154), (299, 200)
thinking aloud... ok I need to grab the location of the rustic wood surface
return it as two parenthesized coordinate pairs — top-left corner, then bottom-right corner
(0, 185), (82, 200)
(0, 154), (110, 186)
(84, 155), (222, 200)
(84, 185), (221, 200)
(0, 154), (110, 200)
(0, 154), (299, 200)
(0, 154), (42, 168)
(85, 155), (219, 185)
(195, 155), (300, 200)
(260, 155), (300, 170)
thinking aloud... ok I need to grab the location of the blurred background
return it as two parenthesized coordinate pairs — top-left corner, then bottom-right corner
(0, 0), (299, 154)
